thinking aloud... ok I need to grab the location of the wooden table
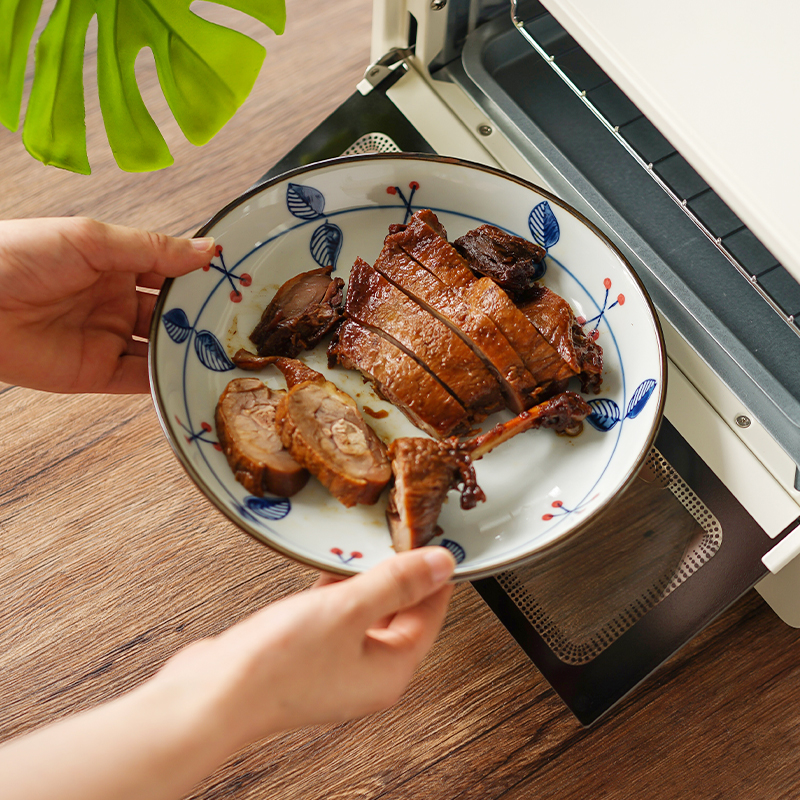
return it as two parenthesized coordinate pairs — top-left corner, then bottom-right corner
(1, 3), (799, 798)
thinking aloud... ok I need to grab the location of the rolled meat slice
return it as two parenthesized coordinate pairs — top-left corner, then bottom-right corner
(273, 359), (392, 507)
(215, 377), (309, 497)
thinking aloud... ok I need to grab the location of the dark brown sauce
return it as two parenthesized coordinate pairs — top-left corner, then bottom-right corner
(363, 405), (389, 419)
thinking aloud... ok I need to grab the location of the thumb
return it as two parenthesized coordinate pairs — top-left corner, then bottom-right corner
(74, 218), (216, 278)
(343, 548), (456, 627)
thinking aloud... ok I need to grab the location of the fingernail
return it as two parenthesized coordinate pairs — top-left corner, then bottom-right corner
(423, 547), (456, 584)
(191, 236), (215, 252)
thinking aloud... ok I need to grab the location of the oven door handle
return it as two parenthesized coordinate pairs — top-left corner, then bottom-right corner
(763, 520), (800, 573)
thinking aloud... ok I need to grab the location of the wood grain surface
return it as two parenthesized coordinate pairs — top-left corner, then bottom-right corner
(1, 2), (799, 798)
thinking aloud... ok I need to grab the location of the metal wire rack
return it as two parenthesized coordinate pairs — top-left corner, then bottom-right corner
(510, 0), (800, 337)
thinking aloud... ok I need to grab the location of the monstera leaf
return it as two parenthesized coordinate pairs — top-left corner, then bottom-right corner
(0, 0), (286, 174)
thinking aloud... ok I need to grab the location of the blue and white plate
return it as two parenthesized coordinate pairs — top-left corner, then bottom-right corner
(149, 154), (666, 580)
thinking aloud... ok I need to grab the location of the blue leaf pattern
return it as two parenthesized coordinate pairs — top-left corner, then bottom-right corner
(287, 184), (325, 219)
(529, 201), (560, 250)
(162, 308), (192, 343)
(586, 398), (622, 432)
(440, 539), (466, 564)
(244, 496), (291, 521)
(310, 222), (343, 269)
(626, 379), (657, 420)
(194, 331), (235, 372)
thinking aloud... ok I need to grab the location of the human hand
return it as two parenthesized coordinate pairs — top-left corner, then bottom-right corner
(0, 217), (216, 394)
(0, 549), (455, 800)
(156, 547), (456, 748)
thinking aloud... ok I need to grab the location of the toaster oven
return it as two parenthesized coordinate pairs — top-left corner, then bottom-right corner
(257, 0), (800, 724)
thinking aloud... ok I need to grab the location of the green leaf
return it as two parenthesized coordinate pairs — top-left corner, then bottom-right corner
(3, 0), (286, 174)
(0, 0), (44, 131)
(23, 0), (97, 174)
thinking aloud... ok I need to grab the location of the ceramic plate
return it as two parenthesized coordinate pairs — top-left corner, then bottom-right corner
(149, 154), (666, 580)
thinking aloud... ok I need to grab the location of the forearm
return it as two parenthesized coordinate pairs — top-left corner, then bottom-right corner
(0, 657), (247, 800)
(0, 548), (455, 800)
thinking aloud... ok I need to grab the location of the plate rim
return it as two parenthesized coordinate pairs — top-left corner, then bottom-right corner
(148, 151), (668, 580)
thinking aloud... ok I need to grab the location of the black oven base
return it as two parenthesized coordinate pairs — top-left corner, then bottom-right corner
(474, 417), (786, 726)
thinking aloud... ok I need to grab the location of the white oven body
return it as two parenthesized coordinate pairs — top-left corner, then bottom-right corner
(365, 0), (800, 624)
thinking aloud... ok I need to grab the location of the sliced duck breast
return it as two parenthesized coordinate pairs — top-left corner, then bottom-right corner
(518, 285), (603, 394)
(465, 277), (577, 399)
(389, 211), (578, 397)
(328, 320), (471, 439)
(345, 257), (504, 419)
(372, 241), (537, 413)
